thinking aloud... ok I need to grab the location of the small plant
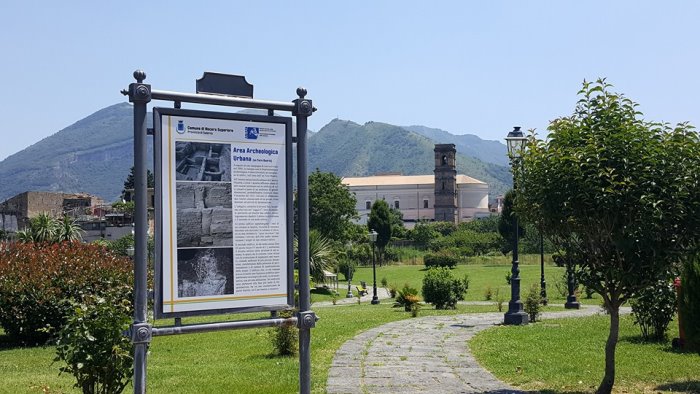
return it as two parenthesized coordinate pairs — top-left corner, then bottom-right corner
(331, 293), (338, 305)
(388, 283), (398, 298)
(495, 288), (505, 312)
(381, 276), (388, 288)
(630, 279), (676, 341)
(422, 267), (469, 310)
(395, 284), (420, 311)
(410, 302), (421, 317)
(356, 290), (362, 305)
(505, 271), (512, 285)
(484, 285), (493, 301)
(524, 283), (542, 322)
(55, 288), (133, 394)
(270, 310), (298, 356)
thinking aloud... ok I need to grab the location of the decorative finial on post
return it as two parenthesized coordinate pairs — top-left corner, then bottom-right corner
(296, 87), (307, 99)
(134, 70), (146, 83)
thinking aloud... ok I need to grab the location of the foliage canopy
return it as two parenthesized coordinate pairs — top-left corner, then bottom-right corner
(515, 79), (700, 394)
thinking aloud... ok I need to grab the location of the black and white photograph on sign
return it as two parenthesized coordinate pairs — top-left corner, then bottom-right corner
(176, 182), (233, 247)
(175, 141), (231, 182)
(177, 248), (234, 297)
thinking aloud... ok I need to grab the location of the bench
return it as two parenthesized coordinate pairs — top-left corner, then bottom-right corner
(356, 283), (368, 296)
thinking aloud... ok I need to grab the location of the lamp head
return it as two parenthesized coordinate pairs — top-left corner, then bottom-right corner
(505, 126), (527, 158)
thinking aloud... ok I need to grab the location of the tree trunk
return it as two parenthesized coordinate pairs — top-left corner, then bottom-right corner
(596, 303), (620, 394)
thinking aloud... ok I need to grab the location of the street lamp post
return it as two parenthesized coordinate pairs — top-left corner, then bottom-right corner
(540, 232), (547, 305)
(504, 126), (529, 325)
(369, 230), (380, 305)
(346, 263), (354, 298)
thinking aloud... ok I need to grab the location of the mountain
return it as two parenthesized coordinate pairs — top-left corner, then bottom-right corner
(0, 103), (149, 202)
(403, 125), (509, 167)
(0, 106), (511, 203)
(309, 119), (511, 199)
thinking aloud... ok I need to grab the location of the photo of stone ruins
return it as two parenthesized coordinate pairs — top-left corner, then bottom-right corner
(176, 182), (233, 247)
(175, 142), (231, 182)
(177, 247), (234, 297)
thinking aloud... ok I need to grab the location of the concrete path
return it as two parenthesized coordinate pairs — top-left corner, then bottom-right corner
(326, 305), (618, 394)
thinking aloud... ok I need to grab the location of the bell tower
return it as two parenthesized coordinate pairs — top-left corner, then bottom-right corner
(434, 144), (457, 224)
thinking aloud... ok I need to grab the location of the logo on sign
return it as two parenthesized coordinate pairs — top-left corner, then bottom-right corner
(176, 120), (186, 134)
(245, 127), (259, 139)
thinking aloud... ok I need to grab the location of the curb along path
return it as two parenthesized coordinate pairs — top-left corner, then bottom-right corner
(326, 305), (613, 394)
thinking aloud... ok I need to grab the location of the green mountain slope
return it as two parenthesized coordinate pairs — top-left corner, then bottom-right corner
(309, 119), (511, 199)
(403, 125), (509, 167)
(0, 107), (510, 204)
(0, 103), (150, 202)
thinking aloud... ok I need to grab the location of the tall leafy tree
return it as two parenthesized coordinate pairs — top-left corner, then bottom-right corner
(307, 169), (357, 242)
(516, 79), (700, 394)
(122, 166), (155, 199)
(497, 189), (524, 255)
(367, 199), (392, 264)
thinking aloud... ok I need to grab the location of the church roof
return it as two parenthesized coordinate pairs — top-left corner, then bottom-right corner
(342, 174), (486, 187)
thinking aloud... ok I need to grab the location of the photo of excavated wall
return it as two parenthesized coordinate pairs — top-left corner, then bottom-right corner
(176, 182), (232, 247)
(175, 142), (231, 182)
(177, 247), (234, 297)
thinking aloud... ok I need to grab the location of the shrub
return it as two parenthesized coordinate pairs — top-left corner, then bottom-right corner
(383, 246), (400, 263)
(0, 242), (132, 343)
(55, 287), (133, 394)
(505, 271), (512, 285)
(394, 284), (420, 311)
(679, 258), (700, 351)
(630, 279), (676, 341)
(484, 285), (493, 301)
(337, 258), (356, 281)
(388, 283), (398, 298)
(380, 276), (388, 288)
(424, 252), (458, 269)
(421, 267), (469, 310)
(270, 310), (298, 356)
(524, 284), (542, 322)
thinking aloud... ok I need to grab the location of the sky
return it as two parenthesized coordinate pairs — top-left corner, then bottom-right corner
(0, 1), (698, 161)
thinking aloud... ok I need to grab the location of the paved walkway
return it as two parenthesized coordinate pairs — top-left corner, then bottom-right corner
(326, 304), (621, 394)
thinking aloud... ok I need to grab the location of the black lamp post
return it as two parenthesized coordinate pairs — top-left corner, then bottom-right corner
(369, 230), (380, 305)
(504, 126), (529, 325)
(565, 260), (580, 309)
(540, 232), (547, 305)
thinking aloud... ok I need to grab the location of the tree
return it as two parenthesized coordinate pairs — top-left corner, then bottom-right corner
(367, 199), (392, 264)
(16, 213), (83, 243)
(388, 207), (406, 239)
(294, 229), (336, 283)
(55, 215), (83, 242)
(497, 189), (524, 255)
(122, 166), (154, 199)
(515, 79), (700, 394)
(307, 169), (357, 242)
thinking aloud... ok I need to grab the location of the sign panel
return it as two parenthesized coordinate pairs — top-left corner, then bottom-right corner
(154, 108), (293, 318)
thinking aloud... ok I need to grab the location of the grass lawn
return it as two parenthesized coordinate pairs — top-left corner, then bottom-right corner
(2, 301), (555, 394)
(470, 314), (700, 393)
(346, 259), (603, 306)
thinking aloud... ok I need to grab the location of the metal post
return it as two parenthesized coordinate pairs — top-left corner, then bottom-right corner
(127, 70), (152, 393)
(565, 260), (580, 309)
(293, 88), (316, 394)
(346, 265), (354, 298)
(504, 170), (528, 325)
(540, 232), (547, 305)
(371, 242), (379, 304)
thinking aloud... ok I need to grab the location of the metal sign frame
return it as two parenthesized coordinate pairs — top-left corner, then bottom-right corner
(153, 107), (294, 319)
(123, 70), (316, 394)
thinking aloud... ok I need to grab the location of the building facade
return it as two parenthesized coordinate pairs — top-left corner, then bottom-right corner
(0, 191), (103, 232)
(343, 143), (490, 225)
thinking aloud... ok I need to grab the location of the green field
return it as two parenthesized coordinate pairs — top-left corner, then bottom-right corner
(1, 259), (688, 394)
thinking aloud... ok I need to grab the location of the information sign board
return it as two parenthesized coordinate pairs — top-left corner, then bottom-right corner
(154, 108), (293, 318)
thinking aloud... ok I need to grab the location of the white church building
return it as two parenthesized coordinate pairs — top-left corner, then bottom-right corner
(342, 144), (490, 225)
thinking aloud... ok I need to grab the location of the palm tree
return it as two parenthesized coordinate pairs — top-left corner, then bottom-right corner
(56, 215), (83, 242)
(294, 230), (337, 284)
(21, 212), (57, 243)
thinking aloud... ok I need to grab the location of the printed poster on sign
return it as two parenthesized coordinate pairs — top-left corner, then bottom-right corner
(154, 108), (293, 318)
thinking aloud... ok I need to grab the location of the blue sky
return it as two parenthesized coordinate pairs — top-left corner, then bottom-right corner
(0, 1), (698, 161)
